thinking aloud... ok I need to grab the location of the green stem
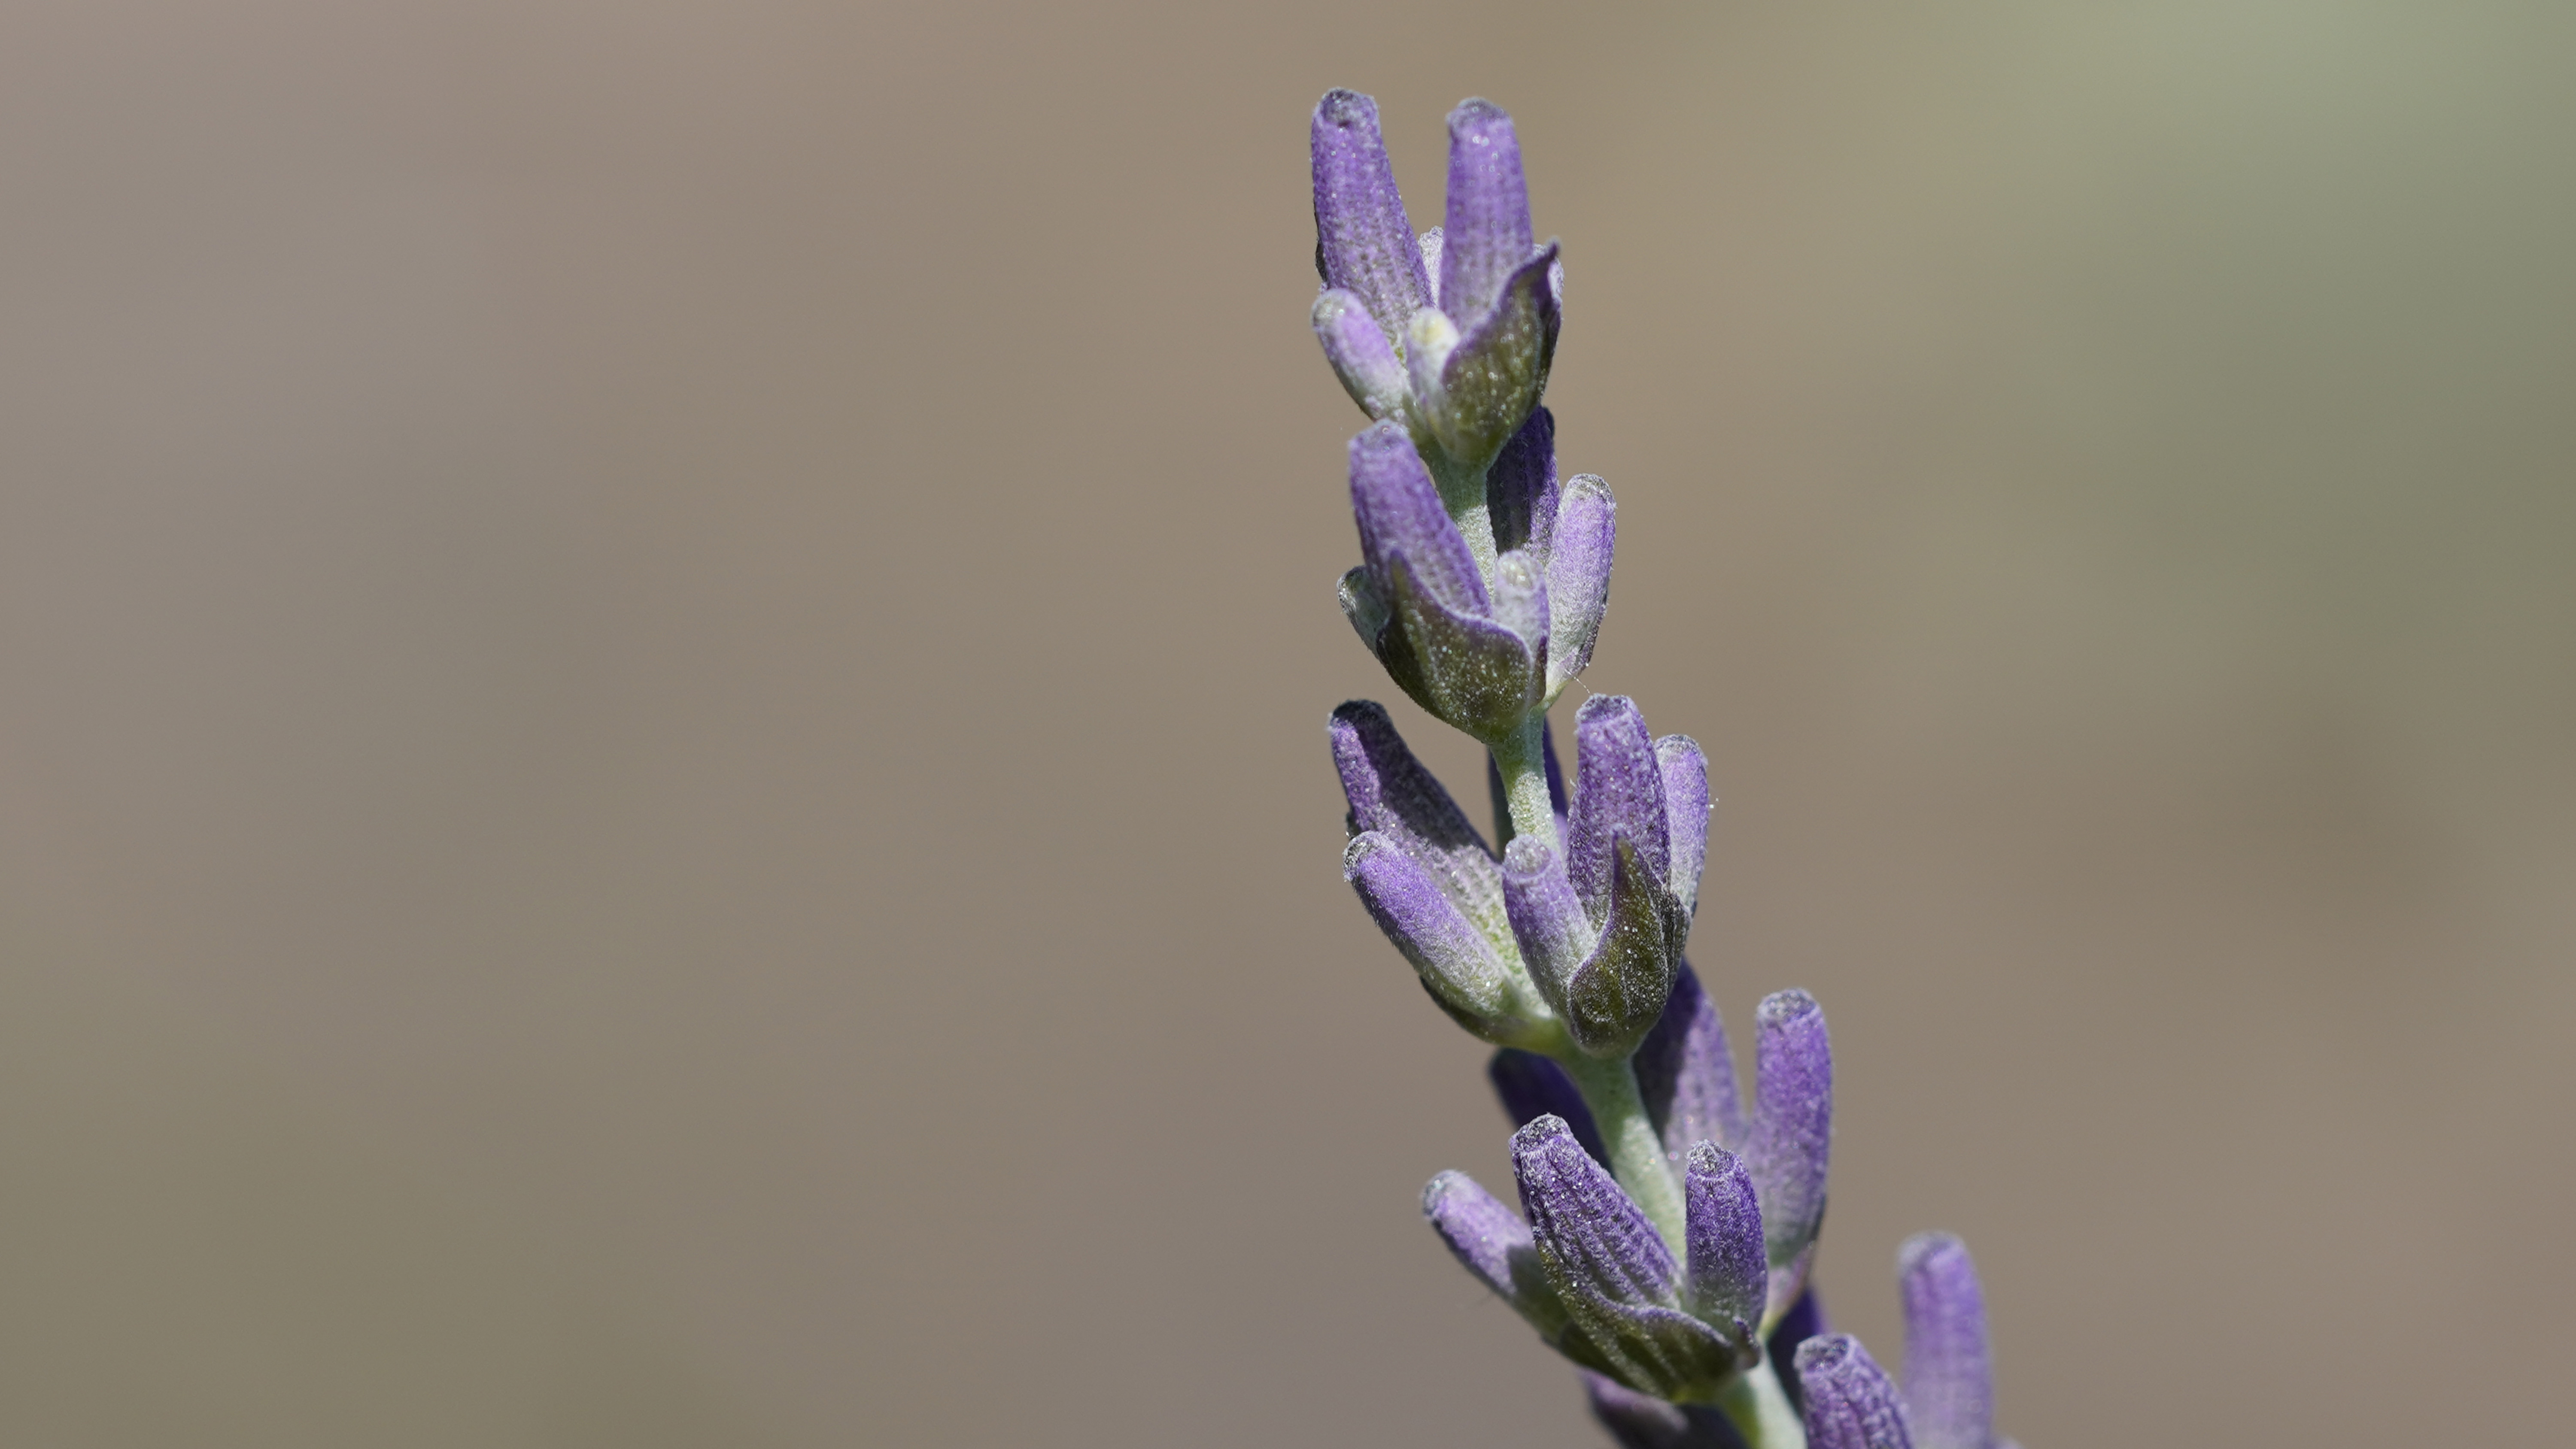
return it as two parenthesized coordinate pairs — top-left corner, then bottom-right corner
(1713, 1356), (1807, 1449)
(1424, 442), (1499, 583)
(1558, 1052), (1686, 1259)
(1489, 713), (1558, 854)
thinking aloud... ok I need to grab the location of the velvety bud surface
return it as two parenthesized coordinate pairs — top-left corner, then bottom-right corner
(1683, 1143), (1767, 1349)
(1440, 98), (1534, 326)
(1350, 422), (1485, 617)
(1636, 963), (1748, 1159)
(1422, 244), (1561, 471)
(1768, 1286), (1831, 1419)
(1545, 474), (1615, 693)
(1327, 701), (1509, 951)
(1501, 836), (1592, 1012)
(1312, 288), (1408, 421)
(1557, 837), (1681, 1058)
(1488, 1048), (1609, 1167)
(1567, 695), (1672, 920)
(1487, 406), (1558, 558)
(1897, 1233), (1998, 1449)
(1345, 833), (1522, 1040)
(1746, 989), (1833, 1272)
(1424, 1170), (1568, 1338)
(1309, 90), (1429, 349)
(1655, 735), (1710, 920)
(1796, 1335), (1914, 1449)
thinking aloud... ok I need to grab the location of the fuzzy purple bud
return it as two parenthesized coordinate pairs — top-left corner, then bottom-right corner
(1440, 99), (1536, 326)
(1796, 1335), (1914, 1449)
(1746, 991), (1834, 1282)
(1350, 422), (1485, 616)
(1655, 735), (1710, 920)
(1488, 1048), (1609, 1167)
(1345, 833), (1529, 1042)
(1682, 1142), (1767, 1348)
(1487, 406), (1559, 558)
(1567, 695), (1673, 919)
(1424, 1170), (1569, 1339)
(1312, 288), (1408, 421)
(1898, 1233), (1999, 1449)
(1327, 701), (1508, 946)
(1636, 963), (1748, 1160)
(1546, 474), (1615, 692)
(1310, 90), (1430, 349)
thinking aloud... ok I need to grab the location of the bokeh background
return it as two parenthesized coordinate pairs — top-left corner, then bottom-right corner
(3, 1), (2570, 1444)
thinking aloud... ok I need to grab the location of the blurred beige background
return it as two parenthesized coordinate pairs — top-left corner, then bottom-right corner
(3, 1), (2571, 1444)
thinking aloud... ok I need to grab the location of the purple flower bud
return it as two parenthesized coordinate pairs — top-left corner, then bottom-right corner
(1636, 963), (1748, 1160)
(1897, 1233), (1999, 1449)
(1567, 696), (1673, 920)
(1423, 1170), (1570, 1339)
(1546, 473), (1615, 693)
(1746, 991), (1833, 1276)
(1488, 1047), (1609, 1168)
(1514, 1116), (1741, 1400)
(1415, 244), (1561, 473)
(1768, 1285), (1831, 1419)
(1327, 701), (1508, 949)
(1312, 288), (1408, 421)
(1350, 422), (1486, 617)
(1440, 99), (1535, 327)
(1682, 1142), (1767, 1351)
(1416, 226), (1444, 309)
(1795, 1335), (1914, 1449)
(1491, 548), (1551, 653)
(1310, 90), (1430, 352)
(1501, 836), (1592, 1011)
(1487, 406), (1559, 558)
(1345, 833), (1533, 1043)
(1655, 735), (1710, 920)
(1557, 836), (1683, 1058)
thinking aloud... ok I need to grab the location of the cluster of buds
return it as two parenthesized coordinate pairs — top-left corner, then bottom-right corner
(1307, 91), (2020, 1449)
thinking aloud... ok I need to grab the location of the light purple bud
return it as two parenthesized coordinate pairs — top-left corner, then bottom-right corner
(1501, 836), (1592, 1012)
(1310, 90), (1430, 349)
(1345, 833), (1519, 1040)
(1312, 288), (1408, 421)
(1655, 735), (1710, 921)
(1440, 98), (1536, 327)
(1417, 227), (1444, 309)
(1636, 963), (1748, 1159)
(1796, 1335), (1915, 1449)
(1546, 474), (1614, 692)
(1898, 1233), (1997, 1449)
(1683, 1142), (1766, 1345)
(1488, 1048), (1609, 1168)
(1423, 1170), (1567, 1337)
(1350, 422), (1485, 617)
(1746, 991), (1833, 1270)
(1567, 695), (1672, 920)
(1327, 701), (1509, 948)
(1422, 243), (1561, 470)
(1487, 406), (1559, 558)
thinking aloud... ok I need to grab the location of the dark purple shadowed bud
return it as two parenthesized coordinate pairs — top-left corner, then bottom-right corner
(1584, 1374), (1748, 1449)
(1746, 991), (1833, 1271)
(1487, 406), (1559, 558)
(1345, 834), (1525, 1042)
(1440, 98), (1535, 327)
(1310, 90), (1430, 349)
(1514, 1116), (1741, 1400)
(1796, 1335), (1914, 1449)
(1567, 695), (1672, 920)
(1768, 1285), (1830, 1419)
(1312, 288), (1408, 421)
(1501, 836), (1591, 1013)
(1327, 701), (1508, 948)
(1636, 963), (1748, 1159)
(1898, 1233), (1997, 1449)
(1557, 836), (1682, 1058)
(1419, 243), (1561, 472)
(1350, 422), (1485, 617)
(1683, 1143), (1766, 1351)
(1655, 735), (1710, 920)
(1423, 1170), (1569, 1338)
(1546, 474), (1614, 693)
(1488, 1048), (1609, 1167)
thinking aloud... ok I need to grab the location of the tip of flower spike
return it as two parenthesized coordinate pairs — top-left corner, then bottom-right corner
(1759, 988), (1820, 1028)
(1422, 1169), (1474, 1215)
(1448, 96), (1515, 143)
(1315, 88), (1378, 127)
(1794, 1333), (1859, 1376)
(1897, 1231), (1968, 1279)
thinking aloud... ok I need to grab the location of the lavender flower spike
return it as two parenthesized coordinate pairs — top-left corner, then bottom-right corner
(1514, 1116), (1743, 1402)
(1897, 1234), (2006, 1449)
(1795, 1336), (1914, 1449)
(1745, 989), (1833, 1320)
